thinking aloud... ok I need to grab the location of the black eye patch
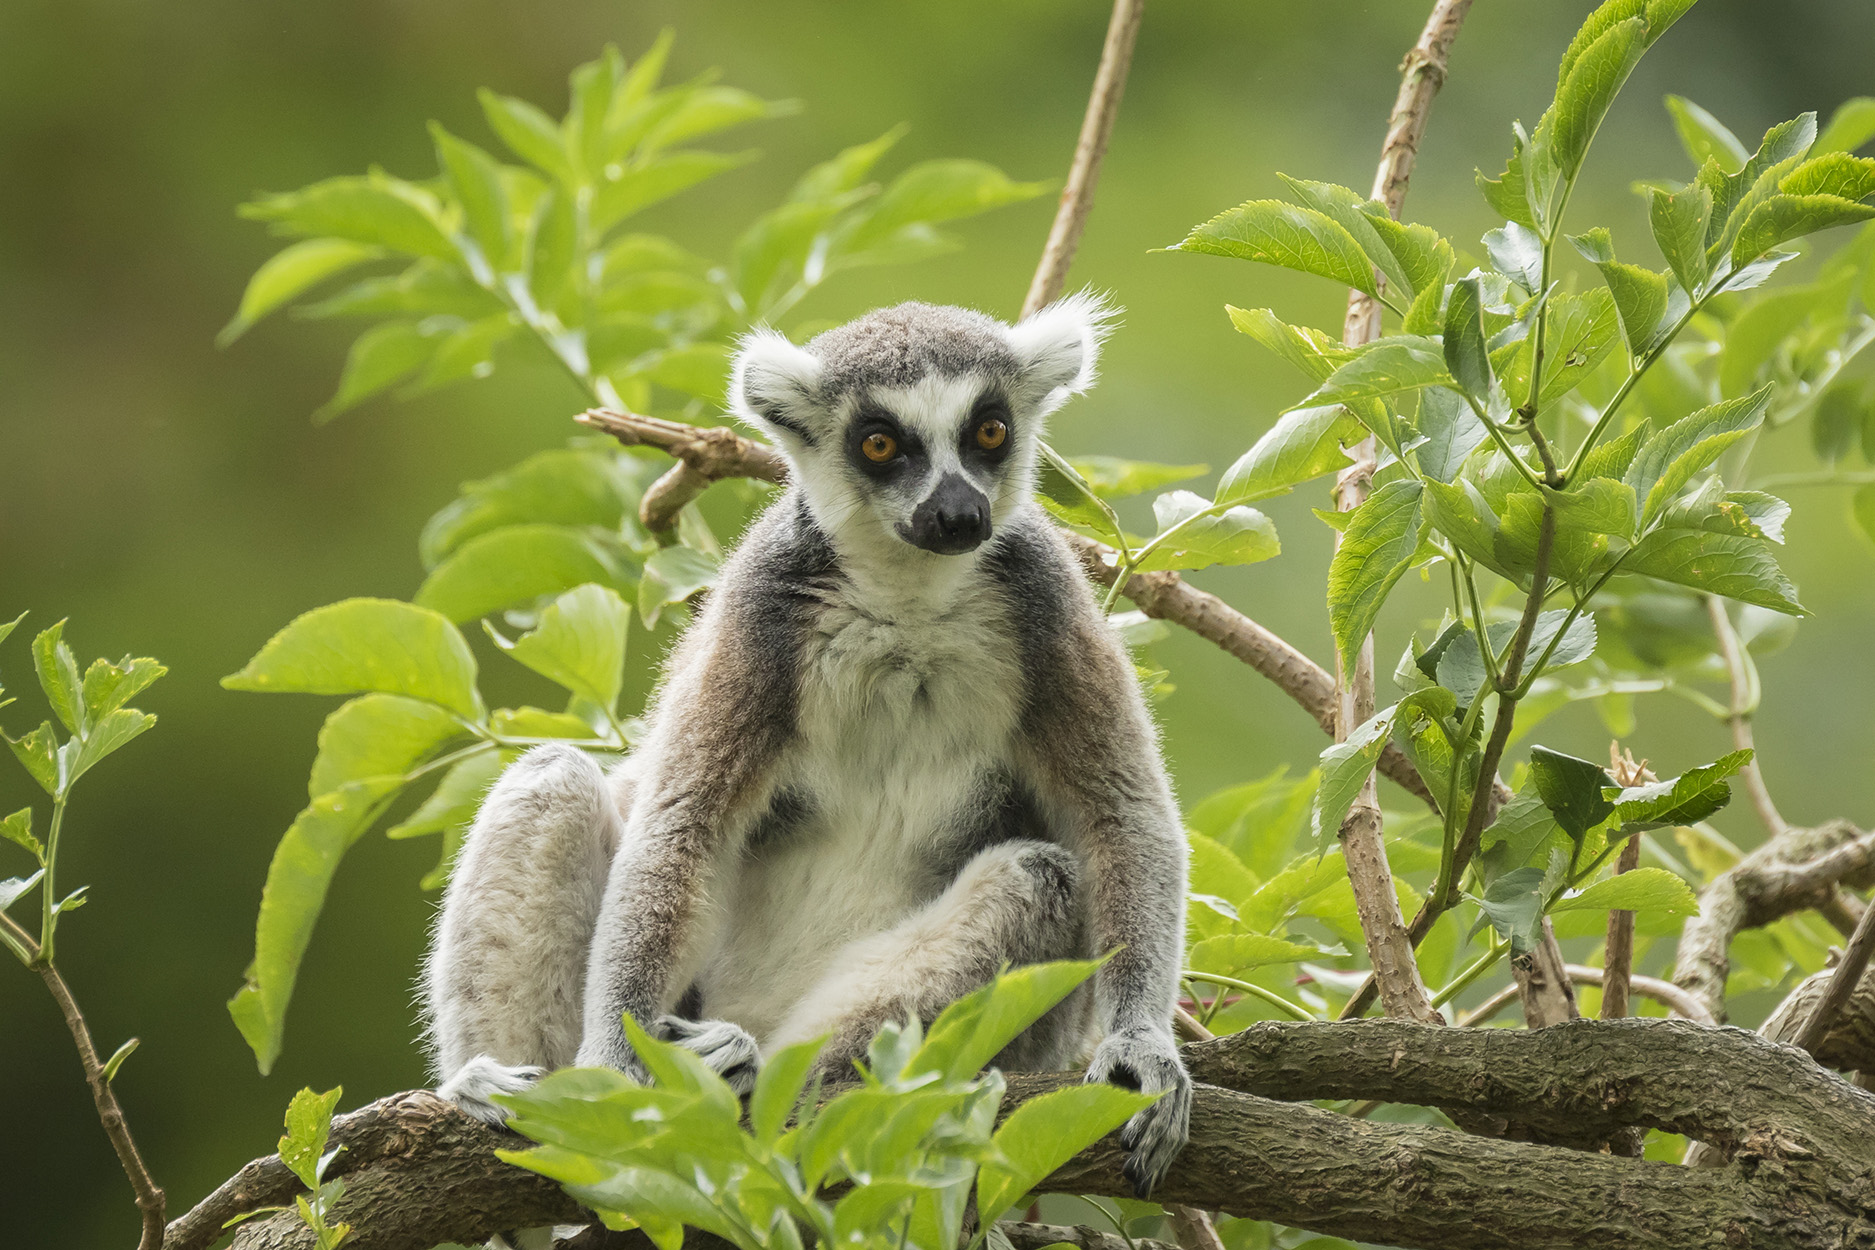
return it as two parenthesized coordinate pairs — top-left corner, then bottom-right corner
(961, 393), (1014, 463)
(845, 405), (924, 477)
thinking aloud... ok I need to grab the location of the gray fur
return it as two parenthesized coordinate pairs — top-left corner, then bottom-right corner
(423, 295), (1189, 1193)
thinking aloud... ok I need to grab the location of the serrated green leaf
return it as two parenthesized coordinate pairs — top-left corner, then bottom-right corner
(1312, 707), (1394, 846)
(910, 960), (1101, 1084)
(307, 694), (461, 799)
(219, 239), (383, 347)
(1506, 289), (1619, 407)
(1188, 934), (1326, 977)
(1529, 746), (1616, 841)
(431, 123), (512, 269)
(1275, 176), (1425, 297)
(280, 1086), (344, 1190)
(479, 89), (574, 185)
(1068, 456), (1208, 500)
(1, 808), (40, 864)
(1224, 306), (1355, 382)
(314, 321), (440, 422)
(978, 1085), (1154, 1220)
(1626, 386), (1771, 525)
(1135, 492), (1280, 573)
(32, 621), (86, 738)
(492, 583), (630, 713)
(5, 722), (60, 796)
(1478, 133), (1536, 230)
(63, 708), (156, 791)
(1035, 445), (1123, 542)
(422, 448), (640, 570)
(229, 778), (405, 1072)
(1303, 336), (1453, 411)
(1484, 221), (1544, 292)
(839, 159), (1046, 253)
(1611, 749), (1750, 830)
(1475, 866), (1546, 955)
(1327, 480), (1426, 671)
(223, 598), (481, 720)
(80, 656), (165, 722)
(1705, 114), (1818, 262)
(240, 174), (455, 260)
(1413, 388), (1487, 484)
(416, 524), (633, 624)
(1569, 227), (1670, 355)
(1730, 194), (1875, 267)
(1650, 182), (1713, 295)
(1217, 404), (1359, 504)
(1554, 866), (1699, 916)
(1174, 201), (1378, 296)
(1442, 277), (1492, 402)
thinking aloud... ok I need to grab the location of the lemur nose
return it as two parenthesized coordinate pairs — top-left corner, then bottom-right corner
(901, 472), (992, 555)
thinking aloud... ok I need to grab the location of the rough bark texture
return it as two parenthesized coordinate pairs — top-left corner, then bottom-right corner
(1004, 1222), (1176, 1250)
(1673, 818), (1875, 1023)
(174, 1020), (1875, 1250)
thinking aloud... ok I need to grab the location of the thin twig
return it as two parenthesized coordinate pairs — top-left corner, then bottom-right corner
(3, 910), (166, 1249)
(1796, 896), (1875, 1056)
(1457, 966), (1716, 1027)
(1706, 594), (1786, 837)
(1601, 834), (1646, 1021)
(1022, 0), (1147, 317)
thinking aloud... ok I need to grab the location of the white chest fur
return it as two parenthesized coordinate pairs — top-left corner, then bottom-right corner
(697, 563), (1027, 1040)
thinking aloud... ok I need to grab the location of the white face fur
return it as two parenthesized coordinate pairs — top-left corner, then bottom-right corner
(728, 295), (1113, 564)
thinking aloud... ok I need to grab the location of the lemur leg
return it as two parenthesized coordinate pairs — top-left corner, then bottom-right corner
(424, 744), (621, 1124)
(766, 839), (1091, 1079)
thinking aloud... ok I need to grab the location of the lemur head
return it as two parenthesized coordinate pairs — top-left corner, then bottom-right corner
(729, 295), (1114, 556)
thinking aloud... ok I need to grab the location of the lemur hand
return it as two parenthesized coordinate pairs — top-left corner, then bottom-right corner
(1085, 1025), (1192, 1197)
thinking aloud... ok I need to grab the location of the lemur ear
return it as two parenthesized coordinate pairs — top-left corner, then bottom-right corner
(730, 328), (822, 444)
(1006, 290), (1118, 404)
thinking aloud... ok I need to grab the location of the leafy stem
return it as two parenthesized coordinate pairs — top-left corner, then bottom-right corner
(1460, 392), (1546, 490)
(1179, 969), (1317, 1022)
(1429, 932), (1508, 1010)
(37, 793), (68, 964)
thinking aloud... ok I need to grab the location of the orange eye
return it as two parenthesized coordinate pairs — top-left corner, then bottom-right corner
(862, 432), (898, 462)
(976, 418), (1008, 451)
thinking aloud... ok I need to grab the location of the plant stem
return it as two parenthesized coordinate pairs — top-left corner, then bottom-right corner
(1179, 970), (1316, 1022)
(1706, 594), (1785, 836)
(1600, 830), (1645, 1020)
(1430, 934), (1508, 1010)
(2, 909), (165, 1248)
(38, 793), (67, 963)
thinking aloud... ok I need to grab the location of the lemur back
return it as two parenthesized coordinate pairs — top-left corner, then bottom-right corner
(424, 295), (1193, 1197)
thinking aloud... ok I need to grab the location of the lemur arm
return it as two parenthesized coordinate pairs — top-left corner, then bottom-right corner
(575, 601), (798, 1073)
(1018, 606), (1188, 1040)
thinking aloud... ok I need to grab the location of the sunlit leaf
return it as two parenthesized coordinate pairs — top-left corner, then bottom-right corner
(491, 583), (631, 713)
(222, 598), (482, 719)
(1174, 201), (1379, 296)
(220, 239), (382, 347)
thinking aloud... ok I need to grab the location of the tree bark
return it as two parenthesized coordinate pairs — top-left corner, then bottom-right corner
(175, 1020), (1875, 1250)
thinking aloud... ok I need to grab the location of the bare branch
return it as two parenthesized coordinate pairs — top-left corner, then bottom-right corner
(1003, 1222), (1176, 1250)
(1459, 966), (1715, 1028)
(1706, 594), (1786, 836)
(1672, 818), (1875, 1023)
(1022, 0), (1147, 317)
(1796, 892), (1875, 1057)
(5, 910), (166, 1250)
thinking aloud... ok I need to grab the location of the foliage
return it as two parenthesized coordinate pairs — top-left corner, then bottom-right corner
(496, 962), (1152, 1250)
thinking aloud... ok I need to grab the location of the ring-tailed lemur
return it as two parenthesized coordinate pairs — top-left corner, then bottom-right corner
(423, 295), (1192, 1194)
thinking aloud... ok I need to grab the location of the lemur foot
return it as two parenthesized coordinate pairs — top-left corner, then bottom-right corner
(438, 1054), (545, 1126)
(652, 1015), (762, 1095)
(1085, 1027), (1192, 1198)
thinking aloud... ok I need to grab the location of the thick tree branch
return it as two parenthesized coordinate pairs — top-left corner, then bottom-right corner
(1003, 1222), (1176, 1250)
(1672, 818), (1875, 1024)
(1022, 0), (1146, 318)
(1796, 891), (1875, 1057)
(181, 1020), (1875, 1250)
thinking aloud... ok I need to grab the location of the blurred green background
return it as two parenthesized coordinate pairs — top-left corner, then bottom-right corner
(3, 0), (1872, 1242)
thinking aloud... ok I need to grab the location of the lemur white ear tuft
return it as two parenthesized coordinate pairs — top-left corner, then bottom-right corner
(1006, 290), (1119, 402)
(730, 328), (822, 444)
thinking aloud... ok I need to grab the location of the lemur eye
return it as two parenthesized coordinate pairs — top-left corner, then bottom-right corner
(861, 432), (898, 462)
(975, 418), (1008, 451)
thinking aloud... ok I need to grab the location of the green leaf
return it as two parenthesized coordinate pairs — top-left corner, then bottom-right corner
(978, 1085), (1154, 1219)
(1275, 176), (1451, 299)
(1665, 95), (1749, 174)
(416, 524), (632, 625)
(408, 314), (516, 394)
(1779, 152), (1875, 201)
(219, 239), (382, 347)
(1475, 866), (1546, 954)
(1484, 221), (1545, 292)
(223, 598), (482, 720)
(1188, 767), (1318, 879)
(1188, 934), (1327, 977)
(80, 656), (165, 722)
(300, 257), (501, 321)
(1302, 337), (1452, 408)
(280, 1086), (344, 1190)
(1554, 866), (1699, 916)
(1217, 405), (1359, 504)
(749, 1035), (823, 1145)
(1413, 388), (1487, 484)
(1, 808), (41, 864)
(639, 341), (733, 406)
(32, 621), (86, 737)
(1816, 97), (1875, 155)
(491, 583), (631, 714)
(63, 708), (157, 791)
(478, 89), (575, 184)
(1704, 114), (1818, 262)
(1068, 456), (1208, 500)
(1731, 195), (1875, 267)
(637, 546), (719, 629)
(1225, 306), (1355, 382)
(1611, 749), (1750, 830)
(421, 448), (639, 569)
(1649, 182), (1713, 295)
(314, 321), (439, 422)
(307, 694), (461, 799)
(1477, 132), (1536, 230)
(1510, 289), (1619, 407)
(1442, 277), (1493, 401)
(1327, 480), (1426, 672)
(386, 745), (505, 890)
(1528, 746), (1616, 841)
(1173, 201), (1379, 296)
(240, 173), (455, 260)
(5, 722), (60, 796)
(1546, 17), (1648, 176)
(1135, 492), (1280, 573)
(1569, 227), (1670, 354)
(1435, 611), (1596, 709)
(1312, 703), (1402, 845)
(0, 870), (44, 915)
(1854, 483), (1875, 550)
(229, 778), (404, 1072)
(593, 150), (760, 234)
(1625, 386), (1771, 525)
(910, 960), (1101, 1084)
(431, 123), (512, 268)
(1479, 789), (1564, 882)
(1035, 446), (1123, 542)
(841, 159), (1047, 251)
